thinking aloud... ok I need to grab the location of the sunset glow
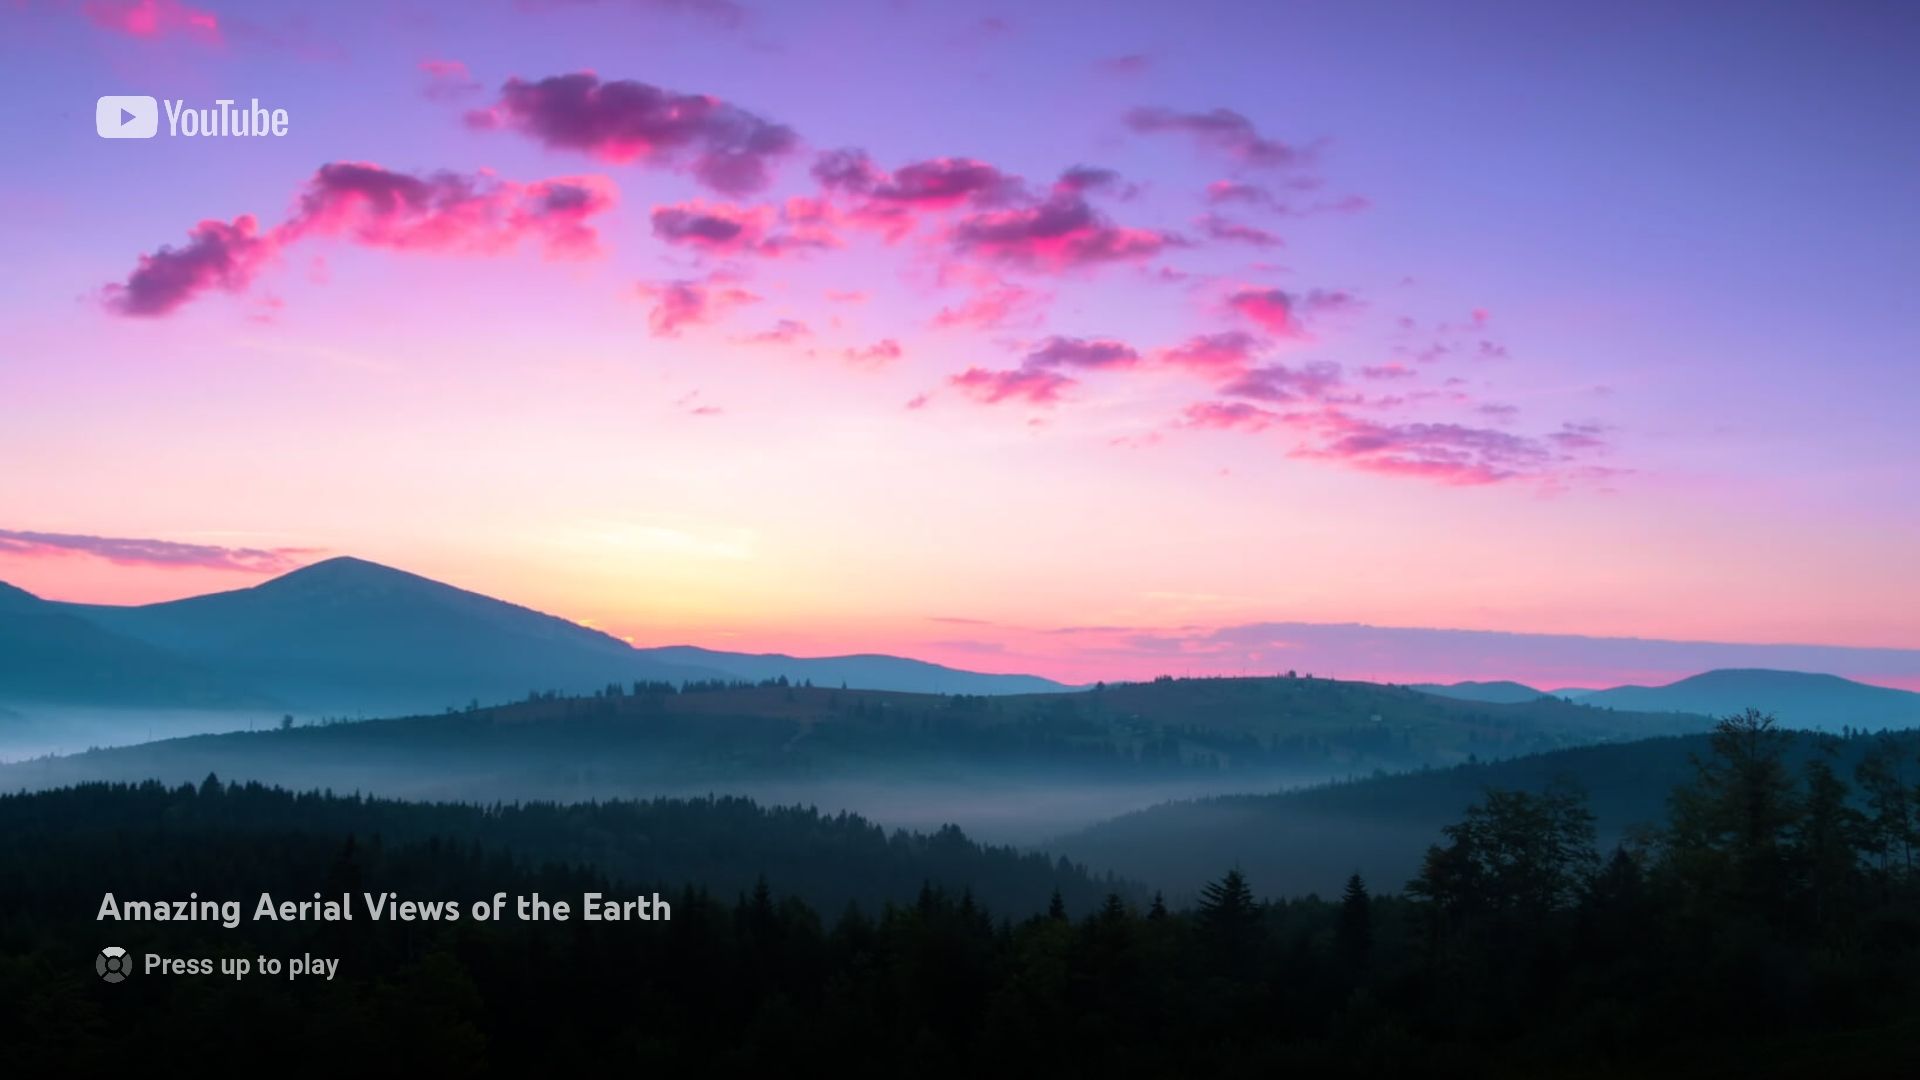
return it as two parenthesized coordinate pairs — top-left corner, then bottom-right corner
(4, 0), (1916, 691)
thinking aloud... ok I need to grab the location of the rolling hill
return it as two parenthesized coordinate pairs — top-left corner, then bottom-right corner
(1568, 668), (1920, 730)
(0, 675), (1706, 842)
(1049, 727), (1919, 901)
(1408, 679), (1550, 704)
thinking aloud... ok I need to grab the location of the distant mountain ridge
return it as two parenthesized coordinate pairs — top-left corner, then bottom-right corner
(1408, 679), (1549, 704)
(0, 557), (1067, 717)
(1566, 668), (1920, 730)
(0, 580), (269, 709)
(638, 645), (1066, 696)
(1410, 668), (1920, 731)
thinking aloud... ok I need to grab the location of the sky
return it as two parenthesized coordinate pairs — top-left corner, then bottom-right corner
(2, 0), (1917, 689)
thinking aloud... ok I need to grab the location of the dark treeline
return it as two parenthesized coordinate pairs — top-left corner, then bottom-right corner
(5, 710), (1920, 1072)
(1057, 724), (1920, 900)
(0, 779), (1118, 920)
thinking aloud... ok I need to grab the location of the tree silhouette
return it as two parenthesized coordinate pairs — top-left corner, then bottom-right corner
(1337, 872), (1372, 968)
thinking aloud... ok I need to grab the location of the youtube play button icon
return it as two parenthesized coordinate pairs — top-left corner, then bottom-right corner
(96, 96), (159, 139)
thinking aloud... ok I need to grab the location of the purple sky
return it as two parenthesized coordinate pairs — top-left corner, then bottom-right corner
(2, 0), (1916, 689)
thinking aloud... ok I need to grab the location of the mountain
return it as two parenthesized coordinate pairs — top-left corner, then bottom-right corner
(1407, 679), (1548, 704)
(6, 557), (1065, 719)
(53, 557), (723, 716)
(636, 644), (1067, 695)
(1570, 668), (1920, 730)
(0, 580), (267, 708)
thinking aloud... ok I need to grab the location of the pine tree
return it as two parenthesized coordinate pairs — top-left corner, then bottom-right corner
(1797, 753), (1865, 931)
(1337, 872), (1372, 967)
(1196, 868), (1259, 960)
(1856, 738), (1915, 887)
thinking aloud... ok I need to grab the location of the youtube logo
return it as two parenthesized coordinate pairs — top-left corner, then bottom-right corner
(97, 95), (159, 139)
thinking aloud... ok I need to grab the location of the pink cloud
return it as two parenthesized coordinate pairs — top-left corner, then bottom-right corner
(1199, 214), (1282, 248)
(1125, 105), (1304, 168)
(1294, 412), (1546, 485)
(105, 164), (615, 317)
(1157, 331), (1263, 376)
(1203, 181), (1369, 219)
(1180, 401), (1282, 432)
(651, 199), (838, 258)
(950, 194), (1172, 271)
(931, 282), (1045, 331)
(1220, 360), (1344, 402)
(1550, 421), (1610, 451)
(282, 163), (616, 259)
(809, 150), (1023, 240)
(1023, 336), (1140, 370)
(941, 334), (1141, 408)
(636, 274), (759, 337)
(82, 0), (220, 43)
(1206, 180), (1273, 207)
(813, 151), (1016, 208)
(1097, 54), (1151, 76)
(0, 528), (315, 573)
(1225, 286), (1353, 336)
(1225, 287), (1303, 336)
(103, 215), (274, 317)
(1360, 363), (1417, 380)
(1175, 399), (1567, 487)
(949, 366), (1076, 406)
(1053, 166), (1129, 197)
(843, 339), (903, 368)
(738, 318), (811, 345)
(1261, 409), (1616, 487)
(421, 59), (482, 101)
(469, 72), (797, 194)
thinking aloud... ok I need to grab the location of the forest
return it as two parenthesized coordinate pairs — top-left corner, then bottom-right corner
(1056, 725), (1920, 898)
(5, 710), (1919, 1075)
(0, 675), (1700, 843)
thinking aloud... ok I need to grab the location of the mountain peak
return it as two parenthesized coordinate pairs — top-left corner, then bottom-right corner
(268, 555), (413, 583)
(249, 556), (452, 600)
